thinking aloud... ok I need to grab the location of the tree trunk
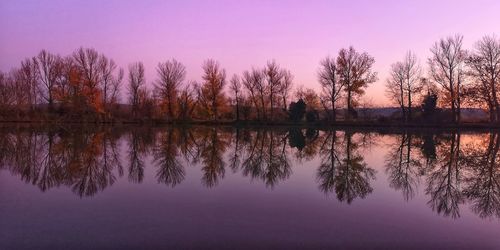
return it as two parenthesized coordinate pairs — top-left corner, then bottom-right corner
(450, 88), (456, 123)
(235, 98), (240, 121)
(489, 103), (495, 123)
(270, 91), (274, 121)
(331, 97), (336, 122)
(346, 90), (352, 120)
(400, 83), (406, 122)
(408, 92), (412, 122)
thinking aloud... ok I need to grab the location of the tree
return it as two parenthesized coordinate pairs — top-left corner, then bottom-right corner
(288, 98), (306, 122)
(229, 74), (242, 121)
(280, 69), (293, 110)
(54, 56), (83, 112)
(72, 47), (104, 113)
(264, 60), (283, 120)
(466, 35), (500, 123)
(0, 71), (15, 114)
(156, 59), (186, 121)
(253, 68), (267, 120)
(19, 57), (39, 110)
(177, 82), (197, 121)
(386, 61), (406, 120)
(242, 69), (259, 119)
(386, 51), (422, 121)
(99, 55), (124, 115)
(422, 90), (438, 119)
(37, 50), (63, 111)
(128, 62), (145, 118)
(318, 56), (343, 121)
(295, 86), (320, 111)
(336, 46), (377, 120)
(198, 59), (227, 121)
(428, 35), (466, 123)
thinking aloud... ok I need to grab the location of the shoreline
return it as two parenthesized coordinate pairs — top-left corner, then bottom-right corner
(1, 119), (500, 131)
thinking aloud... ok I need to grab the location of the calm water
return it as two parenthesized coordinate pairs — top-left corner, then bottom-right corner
(1, 126), (499, 249)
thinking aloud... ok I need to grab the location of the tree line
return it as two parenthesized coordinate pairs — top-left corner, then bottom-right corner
(1, 34), (500, 124)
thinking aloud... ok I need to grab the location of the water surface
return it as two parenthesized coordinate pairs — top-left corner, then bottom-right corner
(1, 126), (499, 249)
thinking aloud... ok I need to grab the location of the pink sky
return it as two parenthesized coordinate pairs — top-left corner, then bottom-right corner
(1, 0), (500, 106)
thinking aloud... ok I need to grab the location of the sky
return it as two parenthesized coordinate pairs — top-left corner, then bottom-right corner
(1, 0), (500, 106)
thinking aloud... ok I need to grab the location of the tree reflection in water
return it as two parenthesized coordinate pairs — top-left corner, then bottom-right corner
(384, 132), (425, 201)
(153, 127), (186, 187)
(462, 132), (500, 218)
(316, 130), (376, 203)
(241, 128), (291, 188)
(425, 132), (464, 218)
(1, 126), (500, 219)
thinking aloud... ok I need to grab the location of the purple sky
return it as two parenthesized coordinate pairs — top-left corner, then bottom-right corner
(1, 0), (500, 105)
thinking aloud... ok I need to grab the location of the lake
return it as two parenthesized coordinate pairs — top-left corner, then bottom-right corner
(1, 126), (499, 249)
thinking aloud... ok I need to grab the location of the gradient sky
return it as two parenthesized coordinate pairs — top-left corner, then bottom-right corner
(1, 0), (500, 105)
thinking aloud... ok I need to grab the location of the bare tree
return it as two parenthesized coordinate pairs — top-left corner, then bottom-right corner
(318, 56), (343, 121)
(429, 35), (466, 123)
(336, 46), (377, 119)
(99, 55), (124, 114)
(279, 69), (293, 110)
(242, 68), (265, 120)
(229, 74), (242, 121)
(55, 56), (81, 110)
(72, 47), (103, 113)
(128, 62), (145, 117)
(386, 51), (422, 121)
(156, 59), (186, 121)
(37, 50), (63, 111)
(177, 81), (197, 121)
(402, 52), (422, 121)
(0, 71), (15, 114)
(198, 59), (227, 121)
(19, 57), (39, 110)
(466, 35), (500, 123)
(264, 60), (283, 121)
(386, 61), (406, 120)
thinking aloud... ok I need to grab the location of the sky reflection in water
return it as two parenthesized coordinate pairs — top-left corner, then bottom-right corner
(1, 126), (499, 249)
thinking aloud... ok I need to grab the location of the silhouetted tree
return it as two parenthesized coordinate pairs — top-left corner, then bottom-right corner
(18, 57), (39, 112)
(198, 59), (227, 121)
(386, 51), (422, 121)
(99, 55), (123, 116)
(336, 47), (377, 119)
(318, 56), (343, 121)
(37, 50), (63, 111)
(264, 60), (283, 121)
(72, 47), (104, 114)
(156, 59), (186, 121)
(128, 62), (146, 118)
(0, 71), (15, 114)
(421, 90), (438, 119)
(288, 98), (306, 122)
(295, 86), (320, 111)
(280, 69), (293, 110)
(429, 35), (466, 123)
(242, 68), (266, 120)
(466, 35), (500, 123)
(229, 74), (242, 121)
(177, 82), (197, 121)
